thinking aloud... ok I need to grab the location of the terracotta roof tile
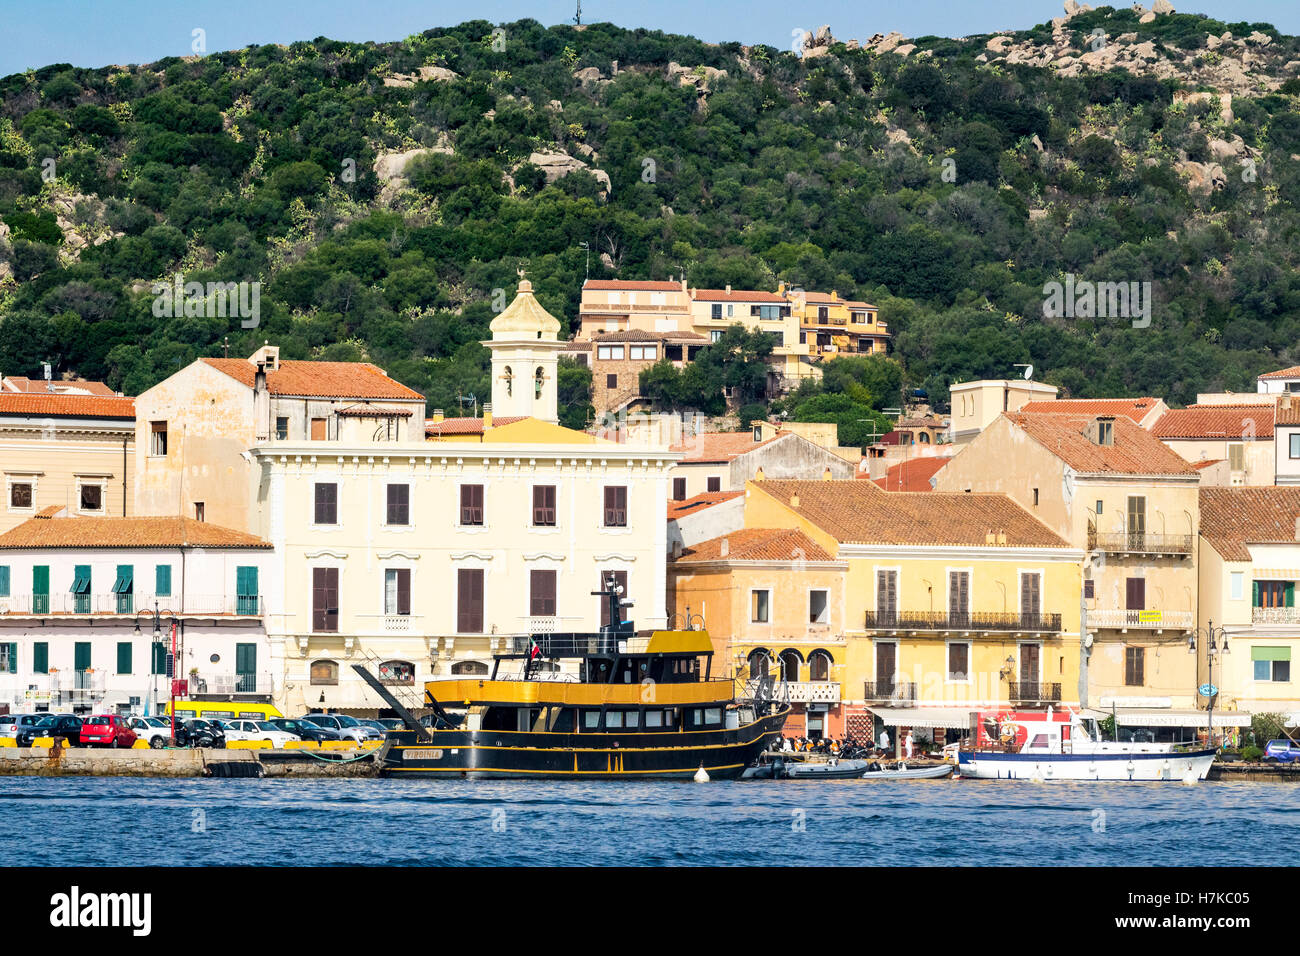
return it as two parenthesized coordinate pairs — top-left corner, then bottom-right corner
(589, 329), (706, 342)
(1007, 412), (1197, 476)
(1259, 365), (1300, 380)
(1, 377), (117, 396)
(1199, 487), (1300, 561)
(689, 289), (785, 302)
(670, 432), (777, 463)
(871, 457), (950, 492)
(0, 394), (135, 419)
(675, 528), (836, 564)
(1153, 405), (1274, 440)
(583, 280), (684, 292)
(1020, 397), (1161, 424)
(667, 490), (744, 521)
(200, 358), (424, 401)
(0, 516), (270, 550)
(334, 405), (415, 418)
(1276, 396), (1300, 426)
(425, 416), (527, 436)
(755, 479), (1068, 548)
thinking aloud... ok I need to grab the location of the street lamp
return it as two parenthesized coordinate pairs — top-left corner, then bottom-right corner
(134, 600), (177, 742)
(1188, 621), (1229, 749)
(578, 241), (590, 282)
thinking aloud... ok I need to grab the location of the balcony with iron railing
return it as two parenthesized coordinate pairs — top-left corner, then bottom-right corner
(1087, 532), (1194, 556)
(863, 680), (918, 703)
(0, 593), (263, 617)
(1007, 681), (1062, 704)
(864, 610), (1063, 633)
(1088, 608), (1195, 629)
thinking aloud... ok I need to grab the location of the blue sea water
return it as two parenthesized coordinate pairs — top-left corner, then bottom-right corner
(2, 777), (1297, 866)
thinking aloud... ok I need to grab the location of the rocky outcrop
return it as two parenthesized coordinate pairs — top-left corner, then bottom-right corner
(528, 150), (611, 197)
(383, 65), (459, 88)
(1176, 159), (1226, 194)
(802, 25), (837, 59)
(666, 62), (727, 90)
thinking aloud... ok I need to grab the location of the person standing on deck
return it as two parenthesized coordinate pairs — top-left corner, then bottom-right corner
(879, 728), (890, 753)
(904, 731), (915, 759)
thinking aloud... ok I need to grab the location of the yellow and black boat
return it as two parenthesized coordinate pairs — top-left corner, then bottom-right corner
(359, 582), (788, 780)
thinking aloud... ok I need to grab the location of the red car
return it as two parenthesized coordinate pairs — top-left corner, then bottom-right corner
(78, 714), (138, 748)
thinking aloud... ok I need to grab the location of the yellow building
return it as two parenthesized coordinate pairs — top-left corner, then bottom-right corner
(0, 393), (136, 533)
(668, 527), (849, 740)
(936, 411), (1207, 737)
(781, 287), (890, 360)
(736, 479), (1083, 746)
(1198, 487), (1300, 728)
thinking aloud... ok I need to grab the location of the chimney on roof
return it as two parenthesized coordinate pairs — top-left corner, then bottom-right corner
(997, 532), (1007, 545)
(823, 468), (832, 480)
(725, 285), (731, 295)
(986, 532), (996, 545)
(790, 494), (800, 509)
(249, 342), (280, 371)
(431, 408), (445, 424)
(483, 403), (493, 429)
(253, 361), (270, 442)
(720, 538), (729, 557)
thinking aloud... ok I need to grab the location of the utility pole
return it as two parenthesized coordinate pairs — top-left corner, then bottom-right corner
(574, 1), (582, 26)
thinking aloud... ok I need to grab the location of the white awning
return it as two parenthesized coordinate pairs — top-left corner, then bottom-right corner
(1083, 708), (1250, 729)
(867, 707), (975, 729)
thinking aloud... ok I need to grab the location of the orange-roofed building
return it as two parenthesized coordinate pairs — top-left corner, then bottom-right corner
(871, 456), (950, 492)
(668, 528), (849, 740)
(0, 511), (271, 717)
(737, 478), (1083, 749)
(0, 389), (137, 535)
(936, 411), (1204, 726)
(1153, 404), (1275, 486)
(132, 343), (425, 532)
(1019, 396), (1167, 429)
(667, 429), (855, 501)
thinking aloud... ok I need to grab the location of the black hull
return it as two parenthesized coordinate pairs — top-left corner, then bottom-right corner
(379, 708), (790, 780)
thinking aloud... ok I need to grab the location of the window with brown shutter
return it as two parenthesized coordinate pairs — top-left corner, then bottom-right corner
(876, 569), (897, 624)
(310, 417), (328, 441)
(1020, 573), (1041, 625)
(457, 568), (484, 633)
(530, 569), (557, 617)
(312, 567), (339, 632)
(314, 483), (338, 525)
(386, 484), (410, 526)
(948, 571), (970, 624)
(706, 477), (721, 493)
(606, 374), (618, 389)
(385, 568), (410, 616)
(532, 486), (557, 527)
(598, 570), (628, 627)
(672, 478), (686, 501)
(603, 486), (627, 527)
(1125, 577), (1145, 610)
(1084, 578), (1095, 599)
(460, 484), (484, 526)
(1125, 646), (1145, 686)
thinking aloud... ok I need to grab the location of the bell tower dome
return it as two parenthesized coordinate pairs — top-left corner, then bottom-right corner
(483, 278), (568, 424)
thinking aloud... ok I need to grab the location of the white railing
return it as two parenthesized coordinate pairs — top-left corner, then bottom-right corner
(785, 681), (841, 703)
(383, 615), (413, 633)
(1253, 607), (1300, 625)
(0, 593), (262, 616)
(1088, 608), (1195, 629)
(52, 670), (106, 693)
(186, 671), (273, 696)
(516, 616), (584, 636)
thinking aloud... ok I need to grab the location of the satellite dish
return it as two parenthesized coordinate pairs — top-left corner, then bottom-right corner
(1023, 364), (1034, 380)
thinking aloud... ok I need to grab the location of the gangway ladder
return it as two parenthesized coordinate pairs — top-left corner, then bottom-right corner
(349, 663), (432, 742)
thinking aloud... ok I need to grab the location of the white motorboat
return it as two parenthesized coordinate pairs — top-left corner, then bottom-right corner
(957, 707), (1215, 782)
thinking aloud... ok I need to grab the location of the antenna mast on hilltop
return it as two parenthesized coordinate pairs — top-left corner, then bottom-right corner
(574, 1), (582, 26)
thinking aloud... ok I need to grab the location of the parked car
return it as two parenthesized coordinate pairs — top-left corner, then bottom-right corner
(79, 714), (138, 749)
(222, 719), (301, 747)
(174, 718), (226, 749)
(0, 714), (47, 741)
(267, 717), (341, 743)
(18, 714), (83, 747)
(355, 718), (391, 737)
(377, 718), (406, 731)
(1263, 739), (1300, 763)
(300, 713), (380, 743)
(125, 716), (172, 749)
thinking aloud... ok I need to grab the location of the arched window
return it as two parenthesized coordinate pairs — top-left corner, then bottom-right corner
(535, 366), (545, 399)
(310, 660), (338, 685)
(451, 660), (489, 676)
(808, 650), (833, 682)
(746, 649), (770, 680)
(919, 432), (930, 444)
(503, 366), (513, 397)
(779, 649), (803, 683)
(378, 660), (414, 685)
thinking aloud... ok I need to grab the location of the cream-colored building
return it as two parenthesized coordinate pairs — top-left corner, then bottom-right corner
(1153, 404), (1275, 487)
(936, 412), (1206, 731)
(948, 379), (1058, 445)
(251, 282), (678, 713)
(0, 393), (136, 534)
(132, 345), (425, 532)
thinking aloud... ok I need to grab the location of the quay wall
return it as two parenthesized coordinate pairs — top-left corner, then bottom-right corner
(0, 747), (380, 777)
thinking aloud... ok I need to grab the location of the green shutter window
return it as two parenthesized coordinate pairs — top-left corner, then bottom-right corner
(113, 565), (134, 614)
(151, 642), (167, 676)
(236, 566), (259, 615)
(3, 643), (15, 674)
(235, 643), (257, 692)
(0, 565), (9, 597)
(74, 642), (91, 672)
(1288, 583), (1295, 609)
(116, 642), (132, 675)
(156, 565), (172, 597)
(33, 566), (49, 614)
(1253, 580), (1262, 607)
(32, 642), (47, 674)
(71, 565), (91, 612)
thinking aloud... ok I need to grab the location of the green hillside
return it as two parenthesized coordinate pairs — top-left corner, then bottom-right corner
(0, 8), (1298, 419)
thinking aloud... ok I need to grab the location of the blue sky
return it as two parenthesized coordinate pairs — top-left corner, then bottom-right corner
(4, 1), (1297, 76)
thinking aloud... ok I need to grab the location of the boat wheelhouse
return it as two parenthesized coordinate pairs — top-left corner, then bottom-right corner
(367, 580), (788, 779)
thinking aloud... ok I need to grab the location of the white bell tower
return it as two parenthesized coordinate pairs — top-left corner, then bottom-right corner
(483, 278), (567, 424)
